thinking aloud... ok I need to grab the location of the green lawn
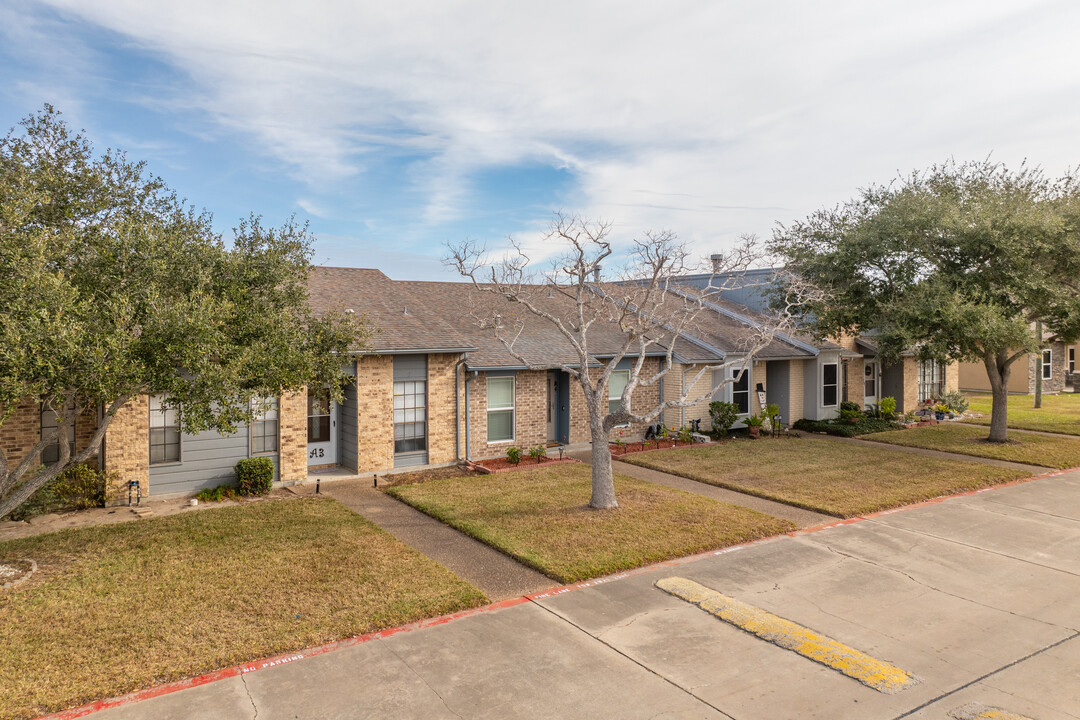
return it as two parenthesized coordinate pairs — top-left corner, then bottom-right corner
(385, 464), (795, 583)
(0, 498), (485, 720)
(620, 437), (1028, 518)
(965, 392), (1080, 436)
(863, 423), (1080, 469)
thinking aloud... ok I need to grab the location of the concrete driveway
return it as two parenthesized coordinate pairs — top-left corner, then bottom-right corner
(85, 469), (1080, 720)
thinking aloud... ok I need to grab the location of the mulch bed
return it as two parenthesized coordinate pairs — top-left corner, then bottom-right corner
(610, 439), (718, 457)
(469, 456), (582, 474)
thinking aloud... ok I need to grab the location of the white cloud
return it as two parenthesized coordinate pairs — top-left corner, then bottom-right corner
(26, 0), (1080, 266)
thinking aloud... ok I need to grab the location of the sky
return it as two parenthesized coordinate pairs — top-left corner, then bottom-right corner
(2, 0), (1079, 280)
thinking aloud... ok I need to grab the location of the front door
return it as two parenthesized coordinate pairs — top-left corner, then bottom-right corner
(547, 373), (557, 442)
(307, 392), (337, 465)
(864, 361), (879, 408)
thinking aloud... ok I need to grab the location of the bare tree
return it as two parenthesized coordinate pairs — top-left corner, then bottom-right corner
(447, 213), (819, 510)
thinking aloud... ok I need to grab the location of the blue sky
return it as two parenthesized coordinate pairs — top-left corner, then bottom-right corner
(3, 0), (1080, 279)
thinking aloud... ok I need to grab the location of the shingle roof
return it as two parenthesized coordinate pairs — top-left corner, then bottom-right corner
(307, 267), (474, 353)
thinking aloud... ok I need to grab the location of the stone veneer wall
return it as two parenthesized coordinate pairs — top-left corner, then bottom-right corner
(355, 355), (394, 473)
(279, 389), (308, 482)
(103, 395), (149, 500)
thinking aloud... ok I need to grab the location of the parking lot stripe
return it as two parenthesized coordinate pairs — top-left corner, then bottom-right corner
(656, 576), (920, 694)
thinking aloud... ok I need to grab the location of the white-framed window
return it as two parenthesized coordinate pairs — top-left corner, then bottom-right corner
(149, 395), (181, 464)
(731, 367), (751, 414)
(822, 362), (839, 407)
(393, 380), (427, 453)
(40, 402), (76, 466)
(487, 376), (515, 443)
(251, 397), (279, 455)
(1070, 347), (1076, 373)
(1042, 349), (1052, 380)
(918, 359), (945, 403)
(608, 370), (630, 415)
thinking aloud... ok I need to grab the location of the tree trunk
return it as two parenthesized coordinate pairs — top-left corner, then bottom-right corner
(589, 417), (618, 510)
(983, 354), (1011, 443)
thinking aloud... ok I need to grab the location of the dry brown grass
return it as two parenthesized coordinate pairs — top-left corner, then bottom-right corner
(621, 436), (1029, 518)
(385, 464), (795, 583)
(965, 392), (1080, 436)
(863, 423), (1080, 468)
(0, 498), (485, 720)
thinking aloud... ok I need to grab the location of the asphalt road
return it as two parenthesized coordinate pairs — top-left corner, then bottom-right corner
(87, 468), (1080, 720)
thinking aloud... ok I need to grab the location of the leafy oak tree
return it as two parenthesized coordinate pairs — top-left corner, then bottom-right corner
(771, 160), (1080, 443)
(0, 106), (362, 518)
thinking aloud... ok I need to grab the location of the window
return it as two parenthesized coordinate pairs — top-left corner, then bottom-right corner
(307, 392), (331, 443)
(918, 359), (945, 402)
(732, 368), (751, 414)
(393, 380), (427, 453)
(487, 376), (515, 442)
(864, 362), (876, 398)
(251, 397), (279, 454)
(608, 370), (630, 415)
(149, 395), (180, 464)
(40, 403), (75, 466)
(1070, 347), (1076, 373)
(822, 363), (838, 407)
(1042, 349), (1052, 380)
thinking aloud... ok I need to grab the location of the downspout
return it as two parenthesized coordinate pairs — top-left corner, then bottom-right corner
(680, 366), (686, 428)
(465, 370), (478, 462)
(454, 354), (468, 461)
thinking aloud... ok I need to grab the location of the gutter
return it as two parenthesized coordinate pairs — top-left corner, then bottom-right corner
(352, 346), (478, 356)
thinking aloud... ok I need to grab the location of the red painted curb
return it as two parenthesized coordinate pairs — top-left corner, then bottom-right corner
(35, 464), (1079, 719)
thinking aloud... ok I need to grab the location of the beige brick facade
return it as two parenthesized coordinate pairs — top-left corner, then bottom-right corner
(103, 395), (149, 500)
(844, 358), (865, 408)
(356, 355), (394, 473)
(788, 359), (805, 422)
(279, 390), (307, 482)
(901, 356), (919, 412)
(427, 353), (461, 465)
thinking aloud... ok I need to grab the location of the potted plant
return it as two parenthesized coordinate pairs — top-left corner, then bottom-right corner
(934, 403), (949, 421)
(745, 414), (765, 438)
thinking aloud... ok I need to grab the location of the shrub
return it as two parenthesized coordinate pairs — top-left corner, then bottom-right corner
(195, 484), (237, 502)
(235, 457), (274, 496)
(506, 446), (522, 465)
(5, 463), (111, 521)
(941, 390), (969, 414)
(793, 417), (900, 437)
(839, 408), (862, 421)
(528, 445), (547, 463)
(879, 396), (897, 418)
(745, 414), (765, 427)
(678, 426), (693, 443)
(708, 401), (739, 437)
(840, 401), (862, 413)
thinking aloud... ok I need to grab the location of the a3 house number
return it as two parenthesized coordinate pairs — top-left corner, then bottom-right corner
(308, 448), (325, 459)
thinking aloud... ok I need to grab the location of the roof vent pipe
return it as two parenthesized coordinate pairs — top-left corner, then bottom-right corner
(710, 254), (724, 273)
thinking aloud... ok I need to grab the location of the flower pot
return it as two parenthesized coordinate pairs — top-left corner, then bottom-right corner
(935, 412), (945, 421)
(748, 426), (761, 438)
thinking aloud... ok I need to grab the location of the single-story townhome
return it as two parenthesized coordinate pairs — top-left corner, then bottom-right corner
(958, 339), (1079, 395)
(1, 266), (900, 501)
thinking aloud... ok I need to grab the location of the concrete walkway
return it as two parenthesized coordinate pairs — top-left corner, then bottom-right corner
(809, 432), (1049, 475)
(299, 479), (553, 600)
(89, 468), (1080, 719)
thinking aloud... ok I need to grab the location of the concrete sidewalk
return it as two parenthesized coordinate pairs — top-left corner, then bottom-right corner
(303, 479), (554, 600)
(86, 468), (1080, 720)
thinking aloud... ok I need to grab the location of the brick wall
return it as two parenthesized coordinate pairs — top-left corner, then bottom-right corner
(0, 397), (41, 471)
(788, 360), (805, 422)
(468, 369), (548, 460)
(279, 389), (307, 482)
(901, 357), (919, 412)
(103, 395), (149, 500)
(845, 358), (865, 407)
(944, 360), (960, 395)
(356, 355), (394, 473)
(427, 353), (461, 464)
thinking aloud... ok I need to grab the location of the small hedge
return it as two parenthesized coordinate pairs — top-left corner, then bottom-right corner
(235, 457), (275, 496)
(793, 417), (900, 437)
(4, 463), (114, 521)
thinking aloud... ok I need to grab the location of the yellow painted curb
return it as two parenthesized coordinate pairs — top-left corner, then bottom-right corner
(948, 703), (1035, 720)
(655, 576), (919, 694)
